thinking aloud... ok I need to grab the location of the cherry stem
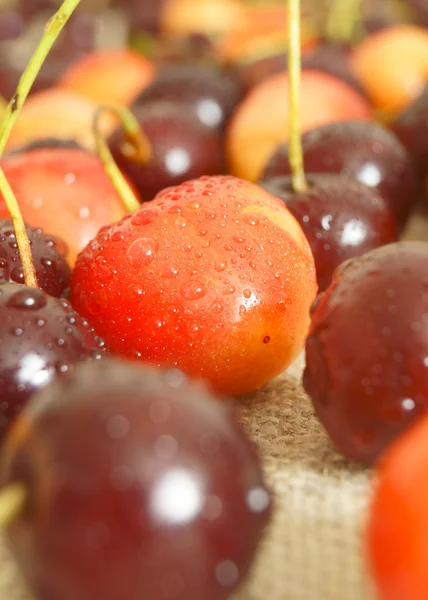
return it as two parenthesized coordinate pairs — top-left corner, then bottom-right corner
(0, 168), (38, 287)
(94, 105), (151, 213)
(288, 0), (307, 194)
(0, 0), (82, 157)
(0, 483), (27, 528)
(325, 0), (362, 43)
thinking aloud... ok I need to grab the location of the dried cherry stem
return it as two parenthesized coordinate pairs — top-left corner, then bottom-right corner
(94, 105), (151, 213)
(325, 0), (362, 43)
(0, 168), (38, 287)
(288, 0), (308, 194)
(0, 483), (27, 527)
(0, 0), (82, 157)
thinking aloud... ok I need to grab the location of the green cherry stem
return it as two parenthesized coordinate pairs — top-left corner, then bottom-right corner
(93, 105), (152, 213)
(0, 167), (38, 287)
(0, 483), (27, 527)
(288, 0), (307, 194)
(0, 0), (82, 157)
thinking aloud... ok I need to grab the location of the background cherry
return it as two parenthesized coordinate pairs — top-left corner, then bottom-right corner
(261, 174), (398, 291)
(133, 64), (244, 134)
(109, 102), (225, 202)
(0, 358), (271, 600)
(263, 120), (417, 228)
(0, 219), (71, 297)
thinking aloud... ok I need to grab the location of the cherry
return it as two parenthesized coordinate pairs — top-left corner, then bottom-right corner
(133, 64), (243, 133)
(261, 174), (398, 291)
(0, 282), (104, 441)
(0, 145), (129, 265)
(69, 175), (316, 396)
(263, 121), (417, 228)
(301, 44), (368, 98)
(0, 358), (271, 600)
(391, 86), (428, 183)
(112, 0), (168, 33)
(109, 102), (225, 202)
(304, 241), (428, 465)
(0, 219), (71, 297)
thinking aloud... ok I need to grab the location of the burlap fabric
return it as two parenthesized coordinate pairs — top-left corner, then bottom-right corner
(1, 214), (426, 600)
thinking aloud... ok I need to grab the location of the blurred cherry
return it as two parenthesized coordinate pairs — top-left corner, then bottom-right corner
(134, 64), (243, 133)
(109, 101), (225, 201)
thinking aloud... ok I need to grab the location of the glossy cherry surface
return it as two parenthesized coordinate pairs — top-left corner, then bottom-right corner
(0, 282), (104, 440)
(0, 358), (271, 600)
(0, 219), (71, 297)
(69, 175), (316, 396)
(133, 64), (243, 133)
(109, 102), (225, 201)
(304, 242), (428, 465)
(261, 174), (398, 291)
(263, 120), (417, 228)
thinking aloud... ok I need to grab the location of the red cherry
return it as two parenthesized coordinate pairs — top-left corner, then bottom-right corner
(261, 174), (398, 291)
(0, 358), (271, 600)
(69, 175), (317, 396)
(304, 242), (428, 465)
(0, 145), (129, 264)
(109, 102), (225, 201)
(263, 120), (417, 228)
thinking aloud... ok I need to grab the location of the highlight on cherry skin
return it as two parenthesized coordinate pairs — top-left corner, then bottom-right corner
(0, 358), (272, 600)
(69, 175), (318, 397)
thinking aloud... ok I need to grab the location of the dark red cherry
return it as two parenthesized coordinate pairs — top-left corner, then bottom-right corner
(0, 282), (104, 440)
(109, 101), (225, 201)
(301, 44), (368, 98)
(261, 174), (398, 291)
(133, 64), (243, 133)
(239, 53), (285, 93)
(111, 0), (167, 33)
(0, 358), (271, 600)
(264, 120), (417, 228)
(0, 219), (71, 297)
(304, 241), (428, 465)
(391, 86), (428, 182)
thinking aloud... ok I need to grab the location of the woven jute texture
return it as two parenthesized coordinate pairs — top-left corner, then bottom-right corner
(1, 213), (426, 600)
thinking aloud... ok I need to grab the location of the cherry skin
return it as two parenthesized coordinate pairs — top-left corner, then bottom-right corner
(304, 241), (428, 465)
(368, 413), (428, 600)
(69, 175), (317, 396)
(391, 86), (428, 183)
(109, 102), (225, 202)
(0, 219), (71, 297)
(0, 358), (271, 600)
(0, 282), (104, 440)
(263, 120), (417, 228)
(0, 145), (129, 265)
(133, 64), (243, 133)
(261, 174), (398, 292)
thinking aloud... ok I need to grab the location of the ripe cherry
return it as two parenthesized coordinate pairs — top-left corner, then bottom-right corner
(0, 282), (104, 440)
(0, 145), (129, 264)
(367, 412), (428, 600)
(134, 64), (243, 133)
(109, 102), (225, 202)
(261, 174), (398, 291)
(0, 219), (71, 297)
(69, 175), (317, 396)
(304, 242), (428, 465)
(0, 358), (271, 600)
(263, 120), (417, 228)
